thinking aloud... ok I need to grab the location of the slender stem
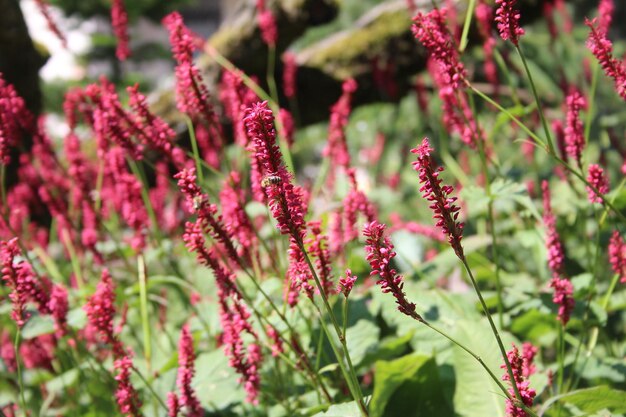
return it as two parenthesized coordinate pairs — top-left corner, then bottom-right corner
(584, 61), (599, 145)
(298, 241), (367, 414)
(556, 324), (565, 394)
(459, 0), (476, 52)
(312, 302), (368, 416)
(459, 258), (524, 404)
(267, 44), (280, 106)
(137, 254), (152, 374)
(185, 116), (204, 185)
(132, 366), (168, 411)
(515, 45), (556, 155)
(471, 84), (626, 223)
(14, 330), (27, 416)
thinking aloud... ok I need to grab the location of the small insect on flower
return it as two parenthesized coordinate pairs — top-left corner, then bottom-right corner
(192, 195), (206, 211)
(261, 174), (282, 188)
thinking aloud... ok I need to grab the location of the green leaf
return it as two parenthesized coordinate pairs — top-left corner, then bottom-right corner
(452, 319), (516, 417)
(541, 386), (626, 415)
(193, 349), (246, 410)
(312, 399), (365, 416)
(21, 314), (55, 339)
(370, 354), (453, 417)
(346, 319), (379, 367)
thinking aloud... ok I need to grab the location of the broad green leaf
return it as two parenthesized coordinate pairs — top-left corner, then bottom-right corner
(452, 319), (516, 417)
(346, 319), (379, 367)
(193, 349), (246, 410)
(21, 314), (55, 339)
(541, 386), (626, 416)
(312, 399), (365, 416)
(370, 354), (453, 417)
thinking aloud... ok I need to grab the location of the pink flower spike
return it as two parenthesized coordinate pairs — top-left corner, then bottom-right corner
(550, 276), (575, 326)
(256, 0), (278, 46)
(495, 0), (525, 46)
(411, 138), (464, 258)
(501, 344), (536, 417)
(586, 164), (609, 204)
(113, 355), (143, 417)
(167, 392), (179, 417)
(541, 181), (565, 276)
(177, 325), (203, 417)
(111, 0), (131, 61)
(363, 221), (421, 320)
(338, 269), (358, 297)
(282, 52), (298, 99)
(585, 18), (626, 101)
(609, 231), (626, 283)
(564, 90), (586, 166)
(412, 8), (467, 90)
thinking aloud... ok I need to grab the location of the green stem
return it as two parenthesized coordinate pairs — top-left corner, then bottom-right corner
(132, 366), (168, 411)
(14, 330), (27, 416)
(185, 116), (204, 185)
(459, 258), (524, 406)
(459, 0), (476, 52)
(137, 254), (152, 374)
(556, 324), (565, 394)
(299, 242), (367, 415)
(584, 61), (599, 145)
(515, 45), (556, 155)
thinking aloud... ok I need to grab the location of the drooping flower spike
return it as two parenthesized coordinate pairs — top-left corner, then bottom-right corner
(363, 221), (421, 321)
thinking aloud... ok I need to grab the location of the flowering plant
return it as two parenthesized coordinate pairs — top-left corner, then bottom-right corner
(1, 1), (625, 416)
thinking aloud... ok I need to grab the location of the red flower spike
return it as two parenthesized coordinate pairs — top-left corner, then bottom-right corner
(411, 138), (464, 258)
(585, 18), (626, 101)
(412, 8), (467, 89)
(495, 0), (525, 46)
(363, 221), (421, 320)
(501, 344), (536, 417)
(338, 269), (358, 298)
(176, 325), (203, 417)
(111, 0), (131, 60)
(113, 355), (143, 417)
(586, 164), (610, 204)
(609, 231), (626, 284)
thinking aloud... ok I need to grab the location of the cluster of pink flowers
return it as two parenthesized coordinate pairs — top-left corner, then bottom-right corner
(323, 78), (358, 184)
(586, 164), (610, 204)
(412, 8), (466, 90)
(175, 325), (203, 417)
(1, 238), (51, 327)
(501, 344), (537, 417)
(563, 89), (587, 166)
(111, 0), (131, 60)
(256, 0), (278, 46)
(163, 12), (223, 134)
(84, 269), (125, 358)
(411, 138), (464, 258)
(176, 167), (242, 266)
(341, 169), (378, 244)
(307, 221), (334, 296)
(542, 181), (574, 325)
(597, 0), (614, 35)
(244, 101), (313, 300)
(0, 74), (34, 165)
(282, 52), (298, 99)
(495, 0), (525, 46)
(475, 1), (499, 88)
(585, 18), (626, 101)
(609, 231), (626, 283)
(338, 269), (358, 298)
(113, 355), (143, 417)
(363, 221), (420, 320)
(33, 0), (68, 48)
